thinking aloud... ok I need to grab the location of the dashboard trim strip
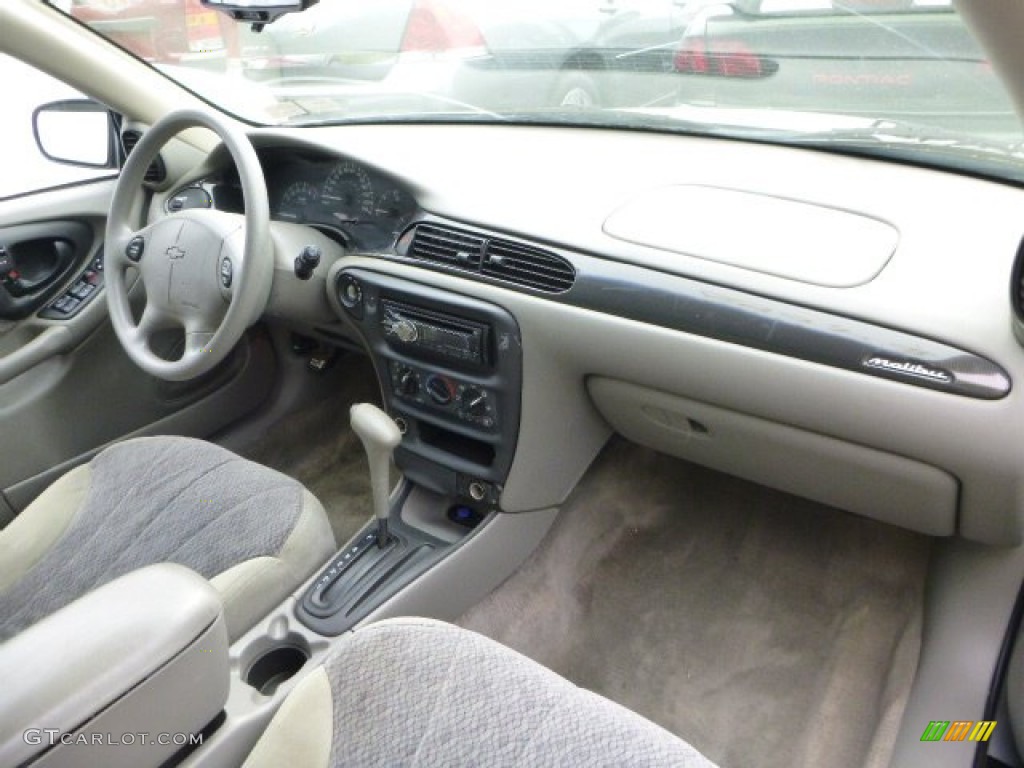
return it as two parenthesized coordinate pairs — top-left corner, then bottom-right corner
(391, 216), (1011, 400)
(571, 257), (1011, 400)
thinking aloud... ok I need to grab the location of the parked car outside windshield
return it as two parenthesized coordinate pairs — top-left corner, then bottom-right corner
(52, 0), (1024, 182)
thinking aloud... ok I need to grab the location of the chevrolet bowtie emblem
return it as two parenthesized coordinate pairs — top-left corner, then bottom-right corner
(167, 246), (186, 260)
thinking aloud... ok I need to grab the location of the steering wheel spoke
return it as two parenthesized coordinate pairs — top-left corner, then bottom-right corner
(105, 109), (273, 383)
(134, 303), (174, 343)
(184, 330), (217, 363)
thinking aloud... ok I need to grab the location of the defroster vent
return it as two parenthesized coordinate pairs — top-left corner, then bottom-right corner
(406, 223), (576, 294)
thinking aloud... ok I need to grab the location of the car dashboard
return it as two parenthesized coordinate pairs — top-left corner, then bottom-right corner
(155, 122), (1024, 551)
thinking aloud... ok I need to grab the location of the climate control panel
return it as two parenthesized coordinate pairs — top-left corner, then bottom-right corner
(331, 267), (522, 498)
(389, 361), (497, 430)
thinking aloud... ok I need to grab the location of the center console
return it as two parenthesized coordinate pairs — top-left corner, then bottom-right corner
(162, 266), (550, 768)
(287, 267), (524, 638)
(332, 267), (522, 505)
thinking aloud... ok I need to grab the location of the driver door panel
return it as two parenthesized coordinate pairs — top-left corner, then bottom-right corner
(0, 180), (277, 526)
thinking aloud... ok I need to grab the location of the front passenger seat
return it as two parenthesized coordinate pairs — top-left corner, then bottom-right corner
(0, 436), (335, 642)
(244, 618), (719, 768)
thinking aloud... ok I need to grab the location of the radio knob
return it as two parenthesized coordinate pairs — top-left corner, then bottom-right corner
(393, 319), (418, 344)
(397, 367), (419, 396)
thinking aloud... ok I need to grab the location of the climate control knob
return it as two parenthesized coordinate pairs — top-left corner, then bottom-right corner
(460, 387), (489, 418)
(396, 366), (419, 396)
(425, 375), (454, 405)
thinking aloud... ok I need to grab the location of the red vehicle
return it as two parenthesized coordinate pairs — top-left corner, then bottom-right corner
(69, 0), (238, 65)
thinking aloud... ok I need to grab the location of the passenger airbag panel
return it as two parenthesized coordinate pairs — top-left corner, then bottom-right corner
(602, 184), (898, 287)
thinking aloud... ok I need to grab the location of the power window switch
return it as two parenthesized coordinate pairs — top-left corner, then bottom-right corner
(50, 297), (72, 315)
(51, 295), (80, 315)
(70, 282), (94, 300)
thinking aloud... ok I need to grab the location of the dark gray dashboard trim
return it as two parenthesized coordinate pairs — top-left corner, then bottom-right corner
(387, 217), (1011, 400)
(570, 256), (1011, 400)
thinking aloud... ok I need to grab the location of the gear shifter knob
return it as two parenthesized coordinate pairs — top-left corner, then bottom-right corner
(350, 403), (402, 546)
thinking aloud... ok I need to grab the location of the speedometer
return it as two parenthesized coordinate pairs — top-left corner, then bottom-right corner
(323, 162), (374, 223)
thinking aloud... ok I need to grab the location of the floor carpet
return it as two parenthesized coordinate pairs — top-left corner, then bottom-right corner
(459, 437), (931, 768)
(236, 353), (382, 547)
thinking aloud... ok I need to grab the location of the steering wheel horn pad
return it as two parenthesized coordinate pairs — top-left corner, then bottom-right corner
(105, 109), (272, 382)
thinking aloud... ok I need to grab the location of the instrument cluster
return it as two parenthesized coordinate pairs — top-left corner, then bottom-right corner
(185, 148), (418, 251)
(267, 150), (417, 251)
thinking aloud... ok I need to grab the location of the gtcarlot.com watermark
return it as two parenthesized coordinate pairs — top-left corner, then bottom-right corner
(24, 729), (203, 748)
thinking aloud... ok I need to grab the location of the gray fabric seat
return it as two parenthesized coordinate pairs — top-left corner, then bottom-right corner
(0, 436), (336, 642)
(244, 618), (720, 768)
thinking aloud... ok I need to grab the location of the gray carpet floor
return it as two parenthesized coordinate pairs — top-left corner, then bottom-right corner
(459, 437), (931, 768)
(237, 354), (382, 546)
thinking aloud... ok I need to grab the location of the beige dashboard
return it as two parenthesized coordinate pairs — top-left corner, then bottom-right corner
(159, 121), (1024, 546)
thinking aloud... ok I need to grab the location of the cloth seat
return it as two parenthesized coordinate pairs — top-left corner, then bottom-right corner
(243, 618), (720, 768)
(0, 436), (336, 643)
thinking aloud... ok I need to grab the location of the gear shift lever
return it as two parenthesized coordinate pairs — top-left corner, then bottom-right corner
(350, 403), (402, 547)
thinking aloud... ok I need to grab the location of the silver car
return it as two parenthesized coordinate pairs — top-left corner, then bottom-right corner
(240, 0), (614, 111)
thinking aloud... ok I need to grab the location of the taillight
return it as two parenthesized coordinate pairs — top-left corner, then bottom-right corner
(674, 38), (776, 79)
(675, 38), (709, 74)
(400, 0), (486, 53)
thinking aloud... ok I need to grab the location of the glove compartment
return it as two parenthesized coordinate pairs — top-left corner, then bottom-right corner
(588, 376), (958, 536)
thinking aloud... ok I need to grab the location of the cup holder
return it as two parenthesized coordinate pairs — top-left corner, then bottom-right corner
(244, 634), (310, 696)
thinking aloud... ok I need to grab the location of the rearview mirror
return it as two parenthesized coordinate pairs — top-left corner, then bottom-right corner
(202, 0), (319, 30)
(33, 100), (115, 169)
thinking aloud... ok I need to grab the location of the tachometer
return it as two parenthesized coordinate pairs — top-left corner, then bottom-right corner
(323, 162), (374, 223)
(278, 181), (319, 222)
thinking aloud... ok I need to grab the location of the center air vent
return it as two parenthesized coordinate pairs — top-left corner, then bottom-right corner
(408, 223), (485, 269)
(121, 130), (167, 184)
(406, 223), (576, 294)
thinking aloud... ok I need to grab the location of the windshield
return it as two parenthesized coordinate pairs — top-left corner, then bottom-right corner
(48, 0), (1024, 180)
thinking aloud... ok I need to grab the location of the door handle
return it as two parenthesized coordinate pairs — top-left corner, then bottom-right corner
(1, 240), (75, 297)
(0, 222), (92, 320)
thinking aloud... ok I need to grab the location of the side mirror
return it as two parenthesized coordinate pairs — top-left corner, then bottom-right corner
(32, 100), (116, 169)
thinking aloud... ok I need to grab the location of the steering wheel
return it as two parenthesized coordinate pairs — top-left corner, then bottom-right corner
(105, 109), (272, 382)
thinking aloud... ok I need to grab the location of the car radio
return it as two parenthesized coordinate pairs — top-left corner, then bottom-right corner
(380, 300), (489, 368)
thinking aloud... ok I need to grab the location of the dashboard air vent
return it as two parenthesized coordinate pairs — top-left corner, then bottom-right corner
(121, 130), (166, 184)
(482, 239), (576, 293)
(408, 223), (485, 269)
(407, 223), (575, 294)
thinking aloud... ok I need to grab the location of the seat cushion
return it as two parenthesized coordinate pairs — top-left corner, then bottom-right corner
(243, 618), (719, 768)
(0, 436), (336, 642)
